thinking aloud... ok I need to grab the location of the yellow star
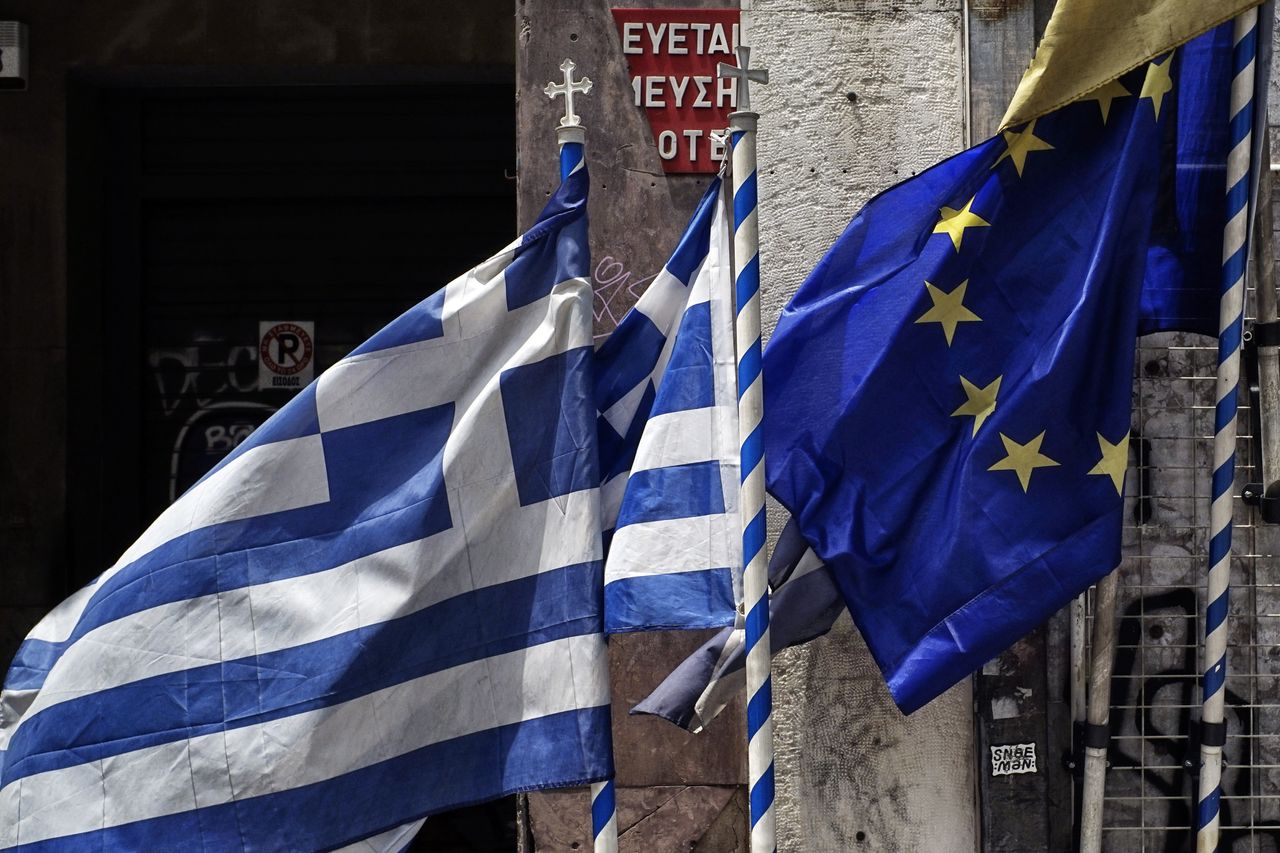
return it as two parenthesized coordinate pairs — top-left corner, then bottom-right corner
(1140, 54), (1175, 120)
(933, 195), (991, 251)
(1088, 430), (1130, 496)
(988, 431), (1060, 492)
(915, 280), (982, 346)
(1080, 79), (1132, 124)
(992, 120), (1054, 177)
(951, 375), (1003, 436)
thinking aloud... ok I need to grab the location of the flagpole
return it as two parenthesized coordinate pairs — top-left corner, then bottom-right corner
(718, 44), (776, 853)
(1198, 9), (1259, 852)
(543, 59), (619, 853)
(1078, 569), (1119, 853)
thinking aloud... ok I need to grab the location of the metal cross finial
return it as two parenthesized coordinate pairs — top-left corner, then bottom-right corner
(544, 58), (593, 128)
(716, 45), (769, 112)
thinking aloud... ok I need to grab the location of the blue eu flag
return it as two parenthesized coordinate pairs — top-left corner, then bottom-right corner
(763, 25), (1237, 714)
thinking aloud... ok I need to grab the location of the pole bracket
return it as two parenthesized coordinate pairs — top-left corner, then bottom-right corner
(1064, 722), (1112, 778)
(1241, 322), (1280, 521)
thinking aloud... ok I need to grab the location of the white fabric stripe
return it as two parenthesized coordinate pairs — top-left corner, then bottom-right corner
(789, 547), (824, 584)
(26, 435), (331, 646)
(605, 514), (738, 582)
(634, 268), (707, 332)
(706, 197), (742, 609)
(441, 285), (594, 488)
(332, 820), (426, 853)
(629, 408), (721, 473)
(600, 376), (652, 443)
(601, 473), (628, 531)
(2, 634), (609, 846)
(317, 277), (590, 434)
(6, 486), (601, 732)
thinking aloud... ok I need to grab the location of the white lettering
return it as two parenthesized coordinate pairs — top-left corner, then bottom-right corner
(644, 76), (665, 108)
(690, 22), (711, 53)
(622, 22), (643, 54)
(632, 76), (642, 106)
(682, 129), (702, 161)
(657, 130), (678, 160)
(646, 22), (667, 53)
(669, 75), (690, 108)
(731, 23), (740, 50)
(708, 23), (730, 54)
(717, 75), (737, 109)
(668, 22), (688, 54)
(692, 76), (712, 108)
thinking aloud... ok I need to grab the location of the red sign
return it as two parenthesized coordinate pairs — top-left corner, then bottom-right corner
(611, 8), (740, 174)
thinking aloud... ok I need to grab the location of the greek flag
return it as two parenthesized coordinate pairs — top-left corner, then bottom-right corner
(0, 167), (611, 850)
(595, 179), (740, 633)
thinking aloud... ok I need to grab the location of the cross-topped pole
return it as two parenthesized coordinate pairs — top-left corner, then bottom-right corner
(718, 43), (776, 853)
(544, 58), (592, 179)
(717, 46), (769, 113)
(545, 57), (612, 853)
(545, 58), (592, 127)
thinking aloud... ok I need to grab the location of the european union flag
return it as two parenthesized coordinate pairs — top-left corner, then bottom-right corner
(764, 24), (1239, 714)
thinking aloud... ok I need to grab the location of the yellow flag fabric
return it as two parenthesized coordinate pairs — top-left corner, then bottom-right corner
(1002, 0), (1264, 129)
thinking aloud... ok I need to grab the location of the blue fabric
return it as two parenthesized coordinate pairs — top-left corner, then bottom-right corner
(501, 346), (599, 506)
(764, 30), (1234, 715)
(603, 569), (736, 633)
(1140, 25), (1234, 334)
(614, 460), (726, 528)
(650, 301), (715, 416)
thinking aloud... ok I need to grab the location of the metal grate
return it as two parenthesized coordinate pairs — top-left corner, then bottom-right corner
(1094, 175), (1280, 851)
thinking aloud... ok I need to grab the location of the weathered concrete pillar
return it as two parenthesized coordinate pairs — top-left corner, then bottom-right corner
(750, 2), (977, 849)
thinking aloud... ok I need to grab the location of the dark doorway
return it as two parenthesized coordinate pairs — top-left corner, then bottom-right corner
(67, 73), (519, 852)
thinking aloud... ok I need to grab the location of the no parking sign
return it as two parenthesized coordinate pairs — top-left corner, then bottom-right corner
(258, 321), (315, 390)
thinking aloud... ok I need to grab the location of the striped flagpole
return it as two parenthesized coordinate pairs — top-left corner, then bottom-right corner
(1198, 10), (1258, 852)
(544, 59), (618, 853)
(718, 45), (776, 853)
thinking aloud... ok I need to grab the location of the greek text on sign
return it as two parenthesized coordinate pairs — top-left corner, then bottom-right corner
(611, 8), (740, 174)
(258, 321), (315, 390)
(990, 743), (1038, 777)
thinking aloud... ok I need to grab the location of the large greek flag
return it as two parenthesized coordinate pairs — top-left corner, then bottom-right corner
(0, 167), (611, 850)
(596, 180), (740, 633)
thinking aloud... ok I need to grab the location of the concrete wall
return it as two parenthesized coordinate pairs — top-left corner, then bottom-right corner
(748, 1), (978, 849)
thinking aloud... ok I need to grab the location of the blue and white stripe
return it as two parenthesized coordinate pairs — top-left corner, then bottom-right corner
(0, 162), (611, 851)
(597, 178), (741, 634)
(730, 110), (776, 852)
(1198, 8), (1259, 852)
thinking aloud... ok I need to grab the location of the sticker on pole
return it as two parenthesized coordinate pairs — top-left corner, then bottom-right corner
(258, 321), (315, 390)
(990, 743), (1037, 776)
